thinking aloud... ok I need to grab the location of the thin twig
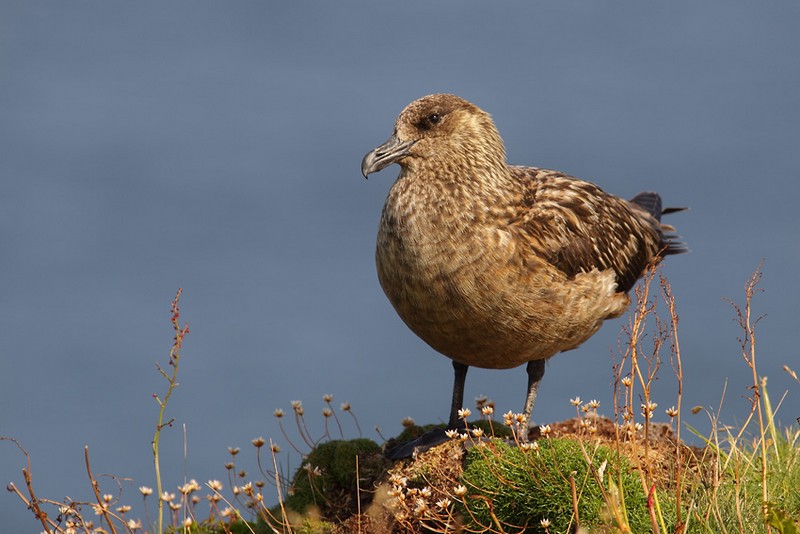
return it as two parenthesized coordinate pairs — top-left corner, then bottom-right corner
(85, 446), (119, 534)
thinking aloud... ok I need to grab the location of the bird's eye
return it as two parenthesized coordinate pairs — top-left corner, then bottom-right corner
(428, 113), (442, 124)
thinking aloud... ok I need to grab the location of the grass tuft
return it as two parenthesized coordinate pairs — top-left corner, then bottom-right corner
(460, 437), (653, 533)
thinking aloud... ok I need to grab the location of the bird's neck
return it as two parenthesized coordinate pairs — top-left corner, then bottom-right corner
(388, 161), (515, 230)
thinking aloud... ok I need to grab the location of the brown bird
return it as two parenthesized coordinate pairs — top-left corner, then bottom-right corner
(362, 94), (685, 455)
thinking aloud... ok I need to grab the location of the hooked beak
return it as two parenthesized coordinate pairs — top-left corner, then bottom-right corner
(361, 134), (416, 178)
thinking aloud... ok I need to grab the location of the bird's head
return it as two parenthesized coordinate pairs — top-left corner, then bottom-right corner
(361, 94), (506, 179)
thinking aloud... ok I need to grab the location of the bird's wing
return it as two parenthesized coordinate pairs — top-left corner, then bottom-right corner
(507, 166), (662, 293)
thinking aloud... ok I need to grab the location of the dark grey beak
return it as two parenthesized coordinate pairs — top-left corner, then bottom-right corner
(361, 134), (416, 178)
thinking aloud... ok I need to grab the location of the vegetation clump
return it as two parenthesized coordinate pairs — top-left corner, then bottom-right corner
(285, 438), (387, 521)
(460, 437), (652, 533)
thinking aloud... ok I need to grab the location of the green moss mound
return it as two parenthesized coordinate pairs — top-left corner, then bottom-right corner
(285, 438), (387, 521)
(461, 438), (658, 533)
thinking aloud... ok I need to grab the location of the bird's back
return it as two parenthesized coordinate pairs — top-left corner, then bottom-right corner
(507, 166), (685, 293)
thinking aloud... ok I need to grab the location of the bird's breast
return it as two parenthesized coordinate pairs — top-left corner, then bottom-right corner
(375, 180), (543, 367)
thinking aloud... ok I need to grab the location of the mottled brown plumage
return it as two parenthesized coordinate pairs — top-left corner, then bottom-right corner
(362, 94), (685, 455)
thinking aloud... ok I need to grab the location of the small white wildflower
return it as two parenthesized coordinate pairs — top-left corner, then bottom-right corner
(436, 497), (452, 509)
(182, 518), (193, 527)
(570, 396), (582, 406)
(102, 494), (113, 504)
(588, 399), (600, 409)
(252, 437), (266, 448)
(208, 479), (223, 492)
(420, 487), (432, 498)
(127, 518), (142, 531)
(388, 485), (404, 498)
(323, 394), (333, 403)
(401, 416), (415, 428)
(457, 408), (471, 420)
(160, 492), (175, 502)
(139, 486), (153, 496)
(290, 400), (305, 415)
(322, 408), (333, 417)
(666, 406), (679, 418)
(540, 518), (551, 527)
(481, 405), (494, 416)
(115, 505), (131, 514)
(389, 474), (408, 487)
(453, 484), (468, 497)
(340, 402), (351, 411)
(445, 429), (459, 439)
(304, 464), (322, 477)
(471, 427), (484, 438)
(413, 498), (429, 516)
(621, 376), (633, 387)
(539, 424), (552, 436)
(273, 408), (284, 418)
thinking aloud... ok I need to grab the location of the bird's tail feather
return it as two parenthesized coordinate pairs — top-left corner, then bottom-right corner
(630, 191), (688, 256)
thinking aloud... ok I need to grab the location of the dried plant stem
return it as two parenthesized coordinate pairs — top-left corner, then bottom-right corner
(152, 288), (189, 534)
(569, 473), (580, 529)
(355, 455), (362, 533)
(270, 438), (292, 531)
(627, 267), (654, 490)
(2, 438), (55, 533)
(85, 446), (119, 534)
(661, 273), (684, 531)
(740, 267), (770, 527)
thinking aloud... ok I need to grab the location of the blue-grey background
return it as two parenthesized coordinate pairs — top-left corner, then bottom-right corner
(2, 2), (799, 531)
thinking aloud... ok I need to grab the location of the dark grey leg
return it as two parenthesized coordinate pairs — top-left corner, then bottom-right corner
(520, 359), (546, 440)
(386, 360), (470, 459)
(448, 361), (469, 427)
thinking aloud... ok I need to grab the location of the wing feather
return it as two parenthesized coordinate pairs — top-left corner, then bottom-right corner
(507, 166), (666, 293)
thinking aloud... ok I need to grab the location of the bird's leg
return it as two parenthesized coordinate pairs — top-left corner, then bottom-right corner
(448, 361), (469, 428)
(520, 359), (546, 441)
(385, 361), (470, 460)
